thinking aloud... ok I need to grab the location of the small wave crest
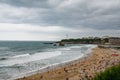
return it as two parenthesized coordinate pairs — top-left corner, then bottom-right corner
(12, 54), (30, 58)
(0, 51), (62, 67)
(0, 47), (9, 50)
(58, 45), (83, 51)
(0, 54), (30, 61)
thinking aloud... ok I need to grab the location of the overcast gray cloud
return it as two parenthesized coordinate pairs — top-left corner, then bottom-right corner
(0, 0), (120, 40)
(0, 0), (120, 29)
(0, 0), (51, 8)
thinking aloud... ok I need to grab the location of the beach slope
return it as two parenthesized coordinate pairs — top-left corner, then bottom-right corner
(16, 47), (120, 80)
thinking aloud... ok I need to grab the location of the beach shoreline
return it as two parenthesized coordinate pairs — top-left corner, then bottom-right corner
(12, 45), (93, 80)
(16, 47), (120, 80)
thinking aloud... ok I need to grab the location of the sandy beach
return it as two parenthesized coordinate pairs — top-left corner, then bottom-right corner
(16, 47), (120, 80)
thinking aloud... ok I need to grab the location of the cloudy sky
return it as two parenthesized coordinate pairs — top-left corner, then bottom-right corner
(0, 0), (120, 41)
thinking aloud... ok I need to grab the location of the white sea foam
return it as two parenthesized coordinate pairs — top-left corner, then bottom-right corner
(12, 54), (30, 58)
(0, 51), (62, 67)
(69, 45), (82, 48)
(0, 44), (97, 80)
(58, 45), (83, 51)
(58, 47), (71, 51)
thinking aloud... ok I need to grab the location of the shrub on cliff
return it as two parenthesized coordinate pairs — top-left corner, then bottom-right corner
(92, 64), (120, 80)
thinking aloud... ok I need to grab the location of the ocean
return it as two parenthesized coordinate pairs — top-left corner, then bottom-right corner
(0, 41), (96, 80)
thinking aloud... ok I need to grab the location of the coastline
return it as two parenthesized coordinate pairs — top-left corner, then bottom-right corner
(16, 47), (120, 80)
(12, 45), (93, 80)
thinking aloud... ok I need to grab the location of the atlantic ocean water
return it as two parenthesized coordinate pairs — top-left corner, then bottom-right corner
(0, 41), (96, 80)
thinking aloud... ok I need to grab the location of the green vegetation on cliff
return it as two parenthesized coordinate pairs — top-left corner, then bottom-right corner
(61, 38), (101, 44)
(92, 64), (120, 80)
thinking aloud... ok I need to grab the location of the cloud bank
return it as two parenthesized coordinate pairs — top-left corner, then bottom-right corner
(0, 0), (120, 40)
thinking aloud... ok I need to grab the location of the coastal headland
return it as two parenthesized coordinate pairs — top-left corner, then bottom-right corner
(16, 47), (120, 80)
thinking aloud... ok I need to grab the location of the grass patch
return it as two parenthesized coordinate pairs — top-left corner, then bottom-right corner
(92, 64), (120, 80)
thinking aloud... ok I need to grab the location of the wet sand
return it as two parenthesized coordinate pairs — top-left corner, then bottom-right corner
(16, 47), (120, 80)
